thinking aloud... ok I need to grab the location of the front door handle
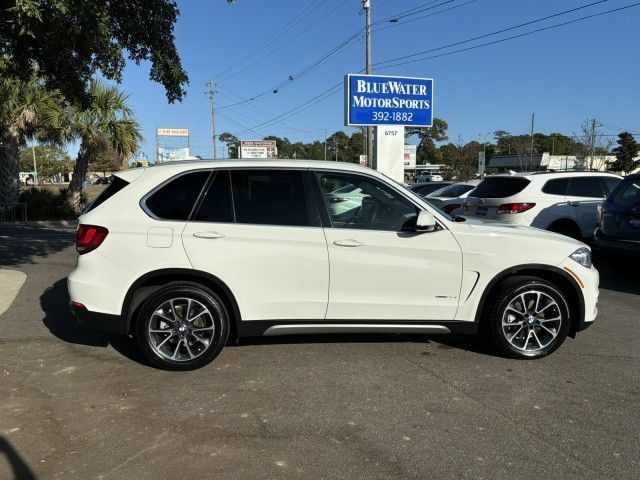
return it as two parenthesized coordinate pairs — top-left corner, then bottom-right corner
(568, 201), (580, 207)
(193, 231), (225, 239)
(333, 239), (364, 248)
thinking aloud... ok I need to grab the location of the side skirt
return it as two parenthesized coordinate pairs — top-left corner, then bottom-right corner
(237, 320), (478, 338)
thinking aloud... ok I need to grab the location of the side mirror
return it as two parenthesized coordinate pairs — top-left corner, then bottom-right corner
(415, 210), (436, 233)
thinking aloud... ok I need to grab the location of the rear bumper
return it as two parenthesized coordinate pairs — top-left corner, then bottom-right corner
(70, 302), (128, 334)
(593, 228), (640, 256)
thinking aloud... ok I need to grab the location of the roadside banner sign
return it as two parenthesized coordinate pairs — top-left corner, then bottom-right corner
(240, 140), (277, 159)
(158, 147), (190, 162)
(478, 151), (486, 175)
(157, 128), (189, 137)
(345, 74), (433, 127)
(404, 145), (417, 169)
(359, 155), (367, 166)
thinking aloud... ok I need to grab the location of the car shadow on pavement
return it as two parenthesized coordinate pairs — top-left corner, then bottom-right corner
(0, 226), (76, 267)
(0, 437), (37, 480)
(40, 279), (151, 367)
(594, 258), (640, 295)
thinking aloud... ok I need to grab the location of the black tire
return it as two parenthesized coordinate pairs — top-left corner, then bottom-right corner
(486, 276), (571, 359)
(548, 220), (582, 240)
(135, 281), (229, 371)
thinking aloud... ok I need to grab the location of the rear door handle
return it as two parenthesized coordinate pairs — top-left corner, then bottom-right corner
(333, 239), (364, 247)
(193, 231), (225, 239)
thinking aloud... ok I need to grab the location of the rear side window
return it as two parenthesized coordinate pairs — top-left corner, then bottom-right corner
(193, 171), (233, 223)
(85, 176), (129, 213)
(145, 171), (210, 220)
(231, 170), (310, 226)
(567, 177), (605, 198)
(470, 177), (530, 198)
(611, 178), (640, 206)
(542, 178), (569, 196)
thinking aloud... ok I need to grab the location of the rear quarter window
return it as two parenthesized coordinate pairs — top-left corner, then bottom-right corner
(469, 177), (530, 198)
(144, 171), (210, 220)
(541, 178), (569, 196)
(85, 176), (129, 213)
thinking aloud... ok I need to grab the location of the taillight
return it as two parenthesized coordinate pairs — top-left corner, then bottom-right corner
(443, 203), (462, 214)
(76, 225), (109, 254)
(496, 203), (536, 214)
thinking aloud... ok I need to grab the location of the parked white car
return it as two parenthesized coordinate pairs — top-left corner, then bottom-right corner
(463, 171), (622, 238)
(416, 172), (443, 182)
(426, 180), (481, 215)
(68, 160), (599, 370)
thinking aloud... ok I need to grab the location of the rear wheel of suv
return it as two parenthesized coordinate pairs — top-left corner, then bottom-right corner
(135, 282), (229, 370)
(487, 276), (570, 359)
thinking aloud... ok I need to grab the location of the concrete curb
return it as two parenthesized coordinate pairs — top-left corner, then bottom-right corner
(28, 220), (78, 227)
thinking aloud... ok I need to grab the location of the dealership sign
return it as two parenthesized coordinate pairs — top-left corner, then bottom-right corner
(345, 74), (433, 127)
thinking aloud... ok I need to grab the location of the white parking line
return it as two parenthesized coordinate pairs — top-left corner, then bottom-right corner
(0, 269), (27, 316)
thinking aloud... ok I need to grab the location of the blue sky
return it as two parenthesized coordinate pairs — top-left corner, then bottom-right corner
(115, 0), (640, 160)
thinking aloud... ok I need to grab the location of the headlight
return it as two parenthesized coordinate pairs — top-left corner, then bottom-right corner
(569, 247), (592, 268)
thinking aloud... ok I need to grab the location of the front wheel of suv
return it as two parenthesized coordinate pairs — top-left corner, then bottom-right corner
(487, 276), (570, 359)
(135, 282), (229, 370)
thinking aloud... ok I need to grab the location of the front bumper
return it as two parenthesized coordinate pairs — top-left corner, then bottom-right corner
(70, 302), (128, 334)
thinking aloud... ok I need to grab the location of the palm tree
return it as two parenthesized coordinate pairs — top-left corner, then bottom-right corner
(66, 81), (142, 213)
(0, 78), (64, 204)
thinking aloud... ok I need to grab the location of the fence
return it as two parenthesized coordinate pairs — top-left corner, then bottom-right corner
(0, 203), (28, 224)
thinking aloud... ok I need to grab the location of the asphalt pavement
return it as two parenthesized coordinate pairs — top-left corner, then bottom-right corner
(0, 225), (639, 480)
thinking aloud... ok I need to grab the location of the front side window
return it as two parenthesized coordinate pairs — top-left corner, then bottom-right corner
(231, 170), (310, 226)
(145, 171), (210, 220)
(315, 171), (418, 232)
(567, 177), (605, 198)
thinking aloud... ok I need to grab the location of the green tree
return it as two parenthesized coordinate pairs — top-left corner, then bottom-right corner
(326, 131), (350, 161)
(1, 0), (188, 104)
(610, 132), (640, 173)
(66, 81), (142, 213)
(406, 118), (448, 164)
(219, 132), (240, 158)
(19, 144), (72, 180)
(0, 78), (65, 203)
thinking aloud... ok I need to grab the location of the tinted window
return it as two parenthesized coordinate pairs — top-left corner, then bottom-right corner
(411, 182), (452, 195)
(231, 170), (310, 226)
(427, 183), (475, 198)
(612, 178), (640, 207)
(470, 177), (530, 198)
(567, 177), (604, 198)
(145, 171), (210, 220)
(542, 178), (569, 196)
(194, 170), (233, 223)
(316, 172), (418, 232)
(602, 177), (622, 196)
(86, 176), (129, 213)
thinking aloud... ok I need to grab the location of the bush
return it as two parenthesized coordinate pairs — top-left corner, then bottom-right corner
(18, 188), (87, 220)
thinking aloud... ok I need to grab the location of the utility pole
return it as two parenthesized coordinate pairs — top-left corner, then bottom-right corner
(205, 80), (218, 159)
(529, 112), (535, 171)
(363, 0), (375, 170)
(31, 142), (38, 186)
(589, 118), (597, 170)
(324, 129), (327, 161)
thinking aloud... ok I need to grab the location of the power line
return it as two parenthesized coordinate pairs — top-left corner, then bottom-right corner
(374, 0), (609, 67)
(215, 0), (328, 80)
(376, 0), (478, 32)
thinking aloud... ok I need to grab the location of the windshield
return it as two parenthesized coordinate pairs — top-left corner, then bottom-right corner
(469, 177), (530, 198)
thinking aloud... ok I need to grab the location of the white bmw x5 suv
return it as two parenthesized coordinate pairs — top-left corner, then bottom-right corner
(68, 160), (599, 370)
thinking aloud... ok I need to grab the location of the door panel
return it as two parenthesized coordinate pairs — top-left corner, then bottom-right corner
(183, 223), (329, 320)
(323, 228), (462, 320)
